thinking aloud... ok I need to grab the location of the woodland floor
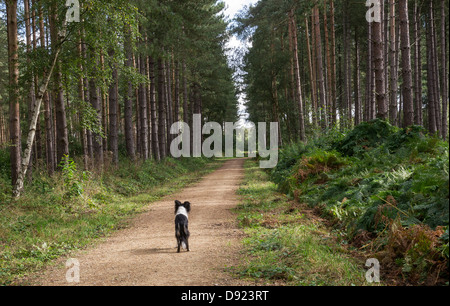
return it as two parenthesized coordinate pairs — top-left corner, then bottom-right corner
(26, 159), (250, 286)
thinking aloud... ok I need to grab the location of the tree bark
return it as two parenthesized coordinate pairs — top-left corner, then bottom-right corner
(441, 0), (448, 139)
(139, 54), (149, 160)
(38, 4), (55, 174)
(399, 0), (414, 127)
(109, 51), (119, 165)
(323, 0), (333, 126)
(389, 0), (398, 126)
(372, 12), (387, 120)
(88, 49), (103, 166)
(124, 27), (136, 160)
(174, 60), (180, 124)
(289, 9), (306, 141)
(426, 3), (437, 134)
(305, 16), (316, 127)
(6, 0), (21, 187)
(329, 0), (337, 125)
(413, 0), (423, 126)
(149, 56), (160, 161)
(354, 28), (361, 126)
(158, 58), (167, 159)
(49, 4), (69, 166)
(342, 0), (351, 127)
(165, 59), (173, 153)
(313, 5), (327, 128)
(430, 2), (442, 135)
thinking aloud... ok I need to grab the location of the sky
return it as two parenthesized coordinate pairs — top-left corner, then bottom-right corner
(222, 0), (260, 125)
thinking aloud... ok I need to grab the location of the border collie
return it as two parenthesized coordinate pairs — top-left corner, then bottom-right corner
(175, 200), (191, 253)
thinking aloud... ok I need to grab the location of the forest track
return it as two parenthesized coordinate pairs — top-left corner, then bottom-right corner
(31, 159), (247, 286)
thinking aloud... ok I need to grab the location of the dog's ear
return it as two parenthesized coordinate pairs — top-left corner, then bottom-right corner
(184, 201), (191, 213)
(175, 200), (182, 214)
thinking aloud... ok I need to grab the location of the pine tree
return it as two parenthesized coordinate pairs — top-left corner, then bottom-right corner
(399, 0), (414, 127)
(6, 0), (21, 186)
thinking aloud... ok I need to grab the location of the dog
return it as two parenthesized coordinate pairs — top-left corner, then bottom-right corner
(174, 200), (191, 253)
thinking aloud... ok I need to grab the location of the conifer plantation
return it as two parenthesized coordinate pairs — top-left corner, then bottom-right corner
(0, 0), (448, 286)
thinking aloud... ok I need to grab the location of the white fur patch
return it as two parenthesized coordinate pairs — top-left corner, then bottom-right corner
(176, 206), (189, 219)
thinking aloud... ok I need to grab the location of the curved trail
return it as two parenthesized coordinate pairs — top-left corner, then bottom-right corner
(34, 159), (246, 286)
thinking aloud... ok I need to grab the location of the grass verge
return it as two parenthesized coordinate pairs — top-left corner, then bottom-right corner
(0, 157), (224, 285)
(231, 159), (372, 286)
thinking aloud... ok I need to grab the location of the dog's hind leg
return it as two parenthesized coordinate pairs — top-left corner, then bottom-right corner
(177, 239), (181, 253)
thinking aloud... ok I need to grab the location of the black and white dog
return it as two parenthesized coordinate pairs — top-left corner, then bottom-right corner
(174, 200), (191, 253)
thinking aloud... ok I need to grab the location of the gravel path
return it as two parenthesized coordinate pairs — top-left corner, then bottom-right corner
(33, 159), (246, 286)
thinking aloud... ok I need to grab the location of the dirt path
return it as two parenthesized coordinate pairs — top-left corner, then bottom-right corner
(33, 159), (246, 286)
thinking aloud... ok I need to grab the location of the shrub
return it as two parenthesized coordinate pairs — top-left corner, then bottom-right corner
(271, 122), (449, 284)
(334, 119), (397, 157)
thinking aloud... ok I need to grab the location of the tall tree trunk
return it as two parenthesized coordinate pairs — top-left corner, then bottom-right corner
(146, 55), (153, 158)
(389, 0), (398, 125)
(124, 27), (136, 160)
(38, 4), (55, 174)
(441, 0), (448, 139)
(12, 17), (68, 197)
(100, 53), (108, 153)
(329, 0), (337, 124)
(426, 3), (437, 134)
(323, 0), (333, 126)
(413, 0), (423, 126)
(6, 0), (21, 187)
(109, 52), (119, 165)
(399, 0), (414, 127)
(158, 58), (167, 159)
(365, 22), (372, 122)
(174, 60), (180, 124)
(49, 4), (69, 166)
(354, 28), (361, 126)
(182, 59), (189, 125)
(149, 56), (160, 161)
(310, 15), (318, 126)
(431, 3), (442, 135)
(342, 0), (351, 127)
(313, 5), (327, 128)
(139, 54), (149, 160)
(88, 49), (103, 166)
(165, 60), (173, 153)
(270, 29), (282, 147)
(78, 33), (88, 170)
(24, 0), (36, 179)
(372, 13), (388, 120)
(305, 16), (317, 127)
(289, 9), (306, 141)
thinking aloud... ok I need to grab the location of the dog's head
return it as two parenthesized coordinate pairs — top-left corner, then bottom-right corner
(175, 200), (191, 214)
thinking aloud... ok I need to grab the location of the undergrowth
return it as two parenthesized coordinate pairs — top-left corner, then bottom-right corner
(0, 156), (222, 285)
(233, 160), (368, 286)
(270, 119), (449, 285)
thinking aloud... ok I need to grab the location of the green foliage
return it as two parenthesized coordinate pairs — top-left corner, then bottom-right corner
(270, 142), (308, 192)
(271, 122), (449, 284)
(334, 119), (398, 157)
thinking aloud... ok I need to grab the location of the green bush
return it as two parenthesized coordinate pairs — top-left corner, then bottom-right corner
(271, 122), (449, 284)
(334, 119), (397, 157)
